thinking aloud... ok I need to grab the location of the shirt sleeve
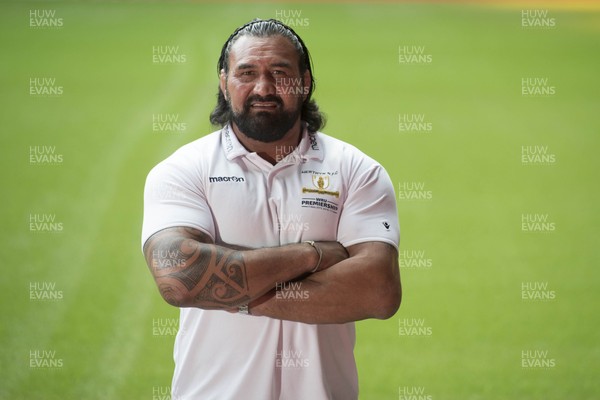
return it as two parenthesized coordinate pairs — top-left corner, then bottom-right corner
(337, 163), (400, 249)
(141, 157), (215, 250)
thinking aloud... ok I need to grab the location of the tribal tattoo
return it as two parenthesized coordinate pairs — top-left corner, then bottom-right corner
(144, 227), (250, 309)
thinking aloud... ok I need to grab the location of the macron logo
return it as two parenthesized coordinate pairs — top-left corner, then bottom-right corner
(209, 176), (245, 183)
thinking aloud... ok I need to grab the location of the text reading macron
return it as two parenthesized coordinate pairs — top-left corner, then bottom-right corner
(208, 176), (245, 183)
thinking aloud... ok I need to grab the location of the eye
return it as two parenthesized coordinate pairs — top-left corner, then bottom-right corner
(237, 70), (256, 81)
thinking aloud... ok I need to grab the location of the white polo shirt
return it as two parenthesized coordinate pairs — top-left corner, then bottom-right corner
(142, 124), (399, 400)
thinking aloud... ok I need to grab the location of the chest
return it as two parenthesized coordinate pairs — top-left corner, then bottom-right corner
(205, 157), (345, 246)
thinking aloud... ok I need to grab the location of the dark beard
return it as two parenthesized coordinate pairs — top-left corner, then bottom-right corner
(230, 95), (301, 143)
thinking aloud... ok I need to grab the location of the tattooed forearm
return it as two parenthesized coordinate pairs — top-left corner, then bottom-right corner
(144, 227), (250, 309)
(190, 251), (248, 308)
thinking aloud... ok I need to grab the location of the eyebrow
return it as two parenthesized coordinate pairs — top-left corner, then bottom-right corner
(270, 61), (293, 69)
(236, 63), (255, 70)
(235, 61), (293, 70)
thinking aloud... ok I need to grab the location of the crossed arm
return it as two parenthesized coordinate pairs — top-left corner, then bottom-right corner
(143, 226), (401, 324)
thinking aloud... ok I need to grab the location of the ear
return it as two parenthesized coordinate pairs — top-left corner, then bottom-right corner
(302, 70), (311, 101)
(219, 69), (228, 101)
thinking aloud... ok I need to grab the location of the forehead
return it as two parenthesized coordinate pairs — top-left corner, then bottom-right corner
(228, 35), (300, 69)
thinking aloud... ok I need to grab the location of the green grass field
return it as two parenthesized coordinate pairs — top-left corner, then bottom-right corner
(1, 2), (599, 399)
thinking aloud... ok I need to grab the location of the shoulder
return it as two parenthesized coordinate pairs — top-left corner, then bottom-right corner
(317, 131), (378, 162)
(315, 131), (385, 178)
(144, 130), (224, 192)
(148, 130), (222, 175)
(167, 130), (222, 164)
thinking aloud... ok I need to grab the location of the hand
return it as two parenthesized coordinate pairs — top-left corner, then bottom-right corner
(312, 241), (348, 272)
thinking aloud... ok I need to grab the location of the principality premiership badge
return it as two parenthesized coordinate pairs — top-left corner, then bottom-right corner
(302, 175), (340, 198)
(312, 175), (329, 190)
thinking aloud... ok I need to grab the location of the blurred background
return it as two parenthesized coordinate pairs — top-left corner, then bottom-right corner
(1, 1), (598, 399)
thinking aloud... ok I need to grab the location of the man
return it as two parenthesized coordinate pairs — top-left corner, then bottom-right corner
(142, 18), (401, 399)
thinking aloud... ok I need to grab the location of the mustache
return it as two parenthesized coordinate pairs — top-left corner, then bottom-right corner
(244, 95), (284, 109)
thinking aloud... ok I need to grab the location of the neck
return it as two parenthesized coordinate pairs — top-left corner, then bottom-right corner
(231, 120), (303, 165)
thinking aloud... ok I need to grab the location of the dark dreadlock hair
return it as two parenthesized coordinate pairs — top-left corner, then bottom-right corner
(209, 18), (325, 133)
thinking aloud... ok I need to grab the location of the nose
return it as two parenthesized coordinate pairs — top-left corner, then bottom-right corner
(252, 72), (276, 97)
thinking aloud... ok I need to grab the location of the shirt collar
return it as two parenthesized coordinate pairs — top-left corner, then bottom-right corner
(220, 122), (324, 162)
(297, 124), (324, 162)
(221, 124), (249, 161)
